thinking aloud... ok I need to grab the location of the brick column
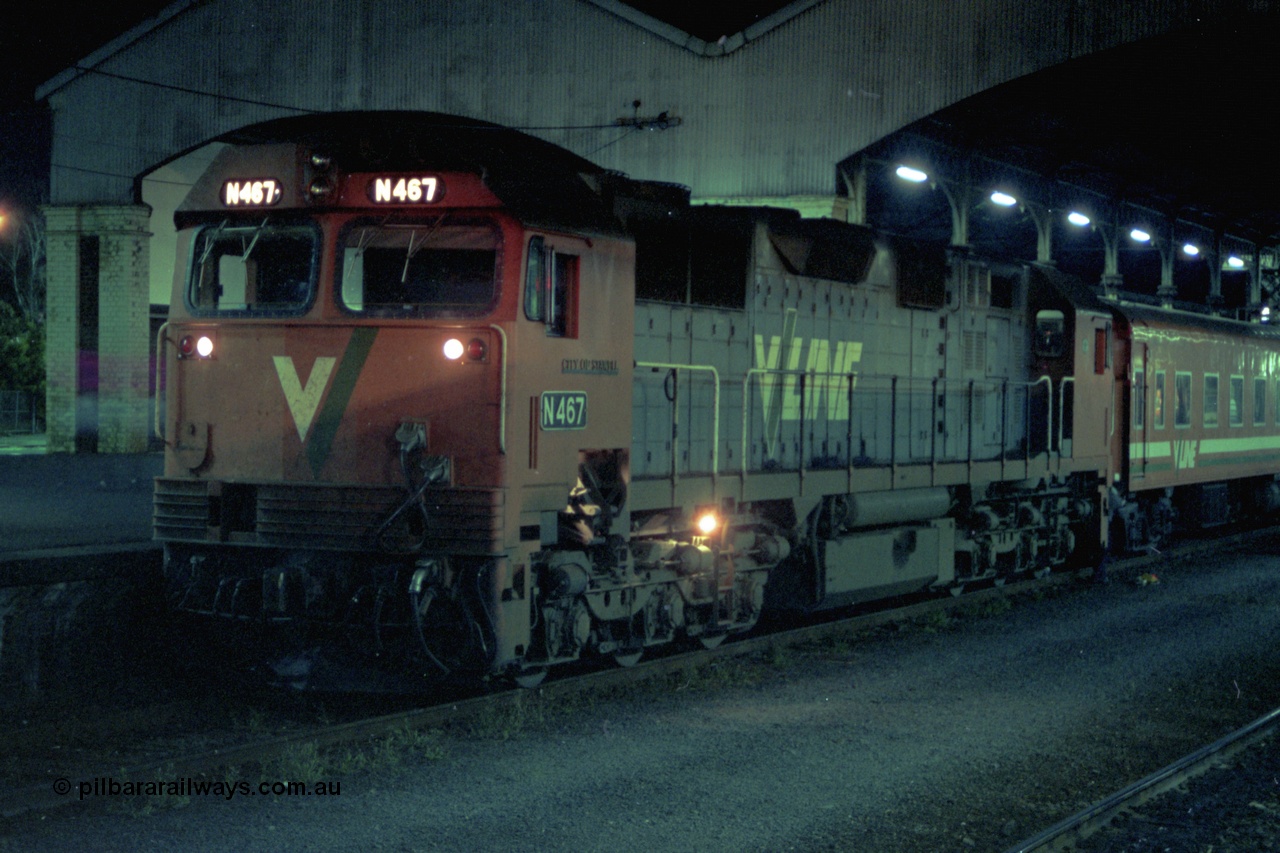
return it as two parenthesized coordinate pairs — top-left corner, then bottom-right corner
(42, 207), (82, 454)
(41, 204), (153, 454)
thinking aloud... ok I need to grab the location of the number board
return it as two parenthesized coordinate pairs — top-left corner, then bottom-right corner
(367, 176), (444, 205)
(540, 391), (588, 431)
(222, 179), (282, 207)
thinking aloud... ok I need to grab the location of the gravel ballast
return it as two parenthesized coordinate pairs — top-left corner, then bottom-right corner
(5, 535), (1280, 852)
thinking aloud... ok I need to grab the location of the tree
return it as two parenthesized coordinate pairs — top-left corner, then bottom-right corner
(0, 301), (44, 427)
(0, 204), (46, 324)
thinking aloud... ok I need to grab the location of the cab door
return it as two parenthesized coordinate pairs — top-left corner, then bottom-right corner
(1070, 312), (1122, 471)
(509, 232), (635, 522)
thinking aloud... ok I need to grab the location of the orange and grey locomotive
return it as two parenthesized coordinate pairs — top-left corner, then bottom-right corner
(153, 112), (1280, 689)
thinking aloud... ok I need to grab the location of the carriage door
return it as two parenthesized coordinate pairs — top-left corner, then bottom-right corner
(1131, 343), (1149, 482)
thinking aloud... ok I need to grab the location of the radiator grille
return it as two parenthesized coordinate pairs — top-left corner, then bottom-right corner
(154, 478), (503, 554)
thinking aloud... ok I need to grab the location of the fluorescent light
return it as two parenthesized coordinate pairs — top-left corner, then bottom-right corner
(1067, 211), (1091, 227)
(895, 165), (928, 183)
(989, 191), (1017, 207)
(1228, 256), (1245, 269)
(1130, 228), (1151, 243)
(1183, 243), (1200, 256)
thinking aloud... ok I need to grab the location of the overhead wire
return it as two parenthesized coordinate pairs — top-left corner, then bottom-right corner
(47, 64), (673, 183)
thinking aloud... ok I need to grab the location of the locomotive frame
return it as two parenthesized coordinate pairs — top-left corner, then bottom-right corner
(152, 113), (1280, 689)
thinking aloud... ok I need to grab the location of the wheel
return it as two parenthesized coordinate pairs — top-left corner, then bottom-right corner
(513, 667), (547, 688)
(613, 649), (643, 668)
(698, 632), (726, 650)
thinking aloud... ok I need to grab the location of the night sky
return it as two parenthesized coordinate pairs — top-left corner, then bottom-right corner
(1, 0), (173, 207)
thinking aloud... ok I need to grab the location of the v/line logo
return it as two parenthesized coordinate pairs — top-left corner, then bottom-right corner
(754, 309), (863, 456)
(273, 356), (336, 442)
(270, 327), (378, 477)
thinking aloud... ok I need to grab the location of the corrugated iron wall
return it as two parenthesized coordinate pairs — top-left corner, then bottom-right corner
(42, 0), (1265, 204)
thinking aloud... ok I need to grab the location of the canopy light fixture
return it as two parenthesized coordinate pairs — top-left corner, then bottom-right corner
(1130, 228), (1152, 243)
(1067, 211), (1091, 227)
(1182, 243), (1200, 256)
(989, 191), (1017, 207)
(894, 165), (928, 183)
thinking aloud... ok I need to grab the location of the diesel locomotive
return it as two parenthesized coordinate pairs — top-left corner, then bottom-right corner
(153, 112), (1280, 689)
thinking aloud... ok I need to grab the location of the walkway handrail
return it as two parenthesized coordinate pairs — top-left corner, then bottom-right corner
(635, 361), (720, 489)
(734, 368), (1054, 478)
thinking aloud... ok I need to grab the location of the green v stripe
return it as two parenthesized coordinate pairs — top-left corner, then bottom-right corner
(306, 326), (377, 477)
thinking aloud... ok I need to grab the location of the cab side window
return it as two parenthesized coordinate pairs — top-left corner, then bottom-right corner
(1033, 310), (1066, 358)
(525, 236), (579, 338)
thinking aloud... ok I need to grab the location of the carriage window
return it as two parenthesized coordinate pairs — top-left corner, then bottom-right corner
(1153, 371), (1165, 429)
(189, 221), (317, 314)
(1230, 376), (1244, 427)
(1254, 378), (1267, 426)
(1174, 372), (1192, 428)
(339, 218), (499, 317)
(1203, 374), (1219, 428)
(1033, 310), (1066, 358)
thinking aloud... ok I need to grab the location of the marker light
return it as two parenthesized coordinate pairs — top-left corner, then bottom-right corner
(308, 178), (334, 198)
(1067, 211), (1091, 227)
(178, 334), (214, 359)
(989, 191), (1017, 207)
(466, 338), (488, 361)
(1262, 306), (1272, 323)
(1130, 228), (1151, 243)
(895, 165), (928, 183)
(1182, 243), (1200, 256)
(443, 338), (465, 360)
(1228, 256), (1246, 269)
(696, 512), (719, 536)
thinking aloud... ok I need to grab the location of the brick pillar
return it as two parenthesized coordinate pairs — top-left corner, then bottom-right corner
(41, 204), (153, 454)
(42, 207), (81, 454)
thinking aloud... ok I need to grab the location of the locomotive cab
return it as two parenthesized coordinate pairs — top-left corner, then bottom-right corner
(154, 119), (640, 687)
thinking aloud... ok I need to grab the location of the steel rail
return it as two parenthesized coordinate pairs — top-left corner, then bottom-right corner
(1005, 704), (1280, 853)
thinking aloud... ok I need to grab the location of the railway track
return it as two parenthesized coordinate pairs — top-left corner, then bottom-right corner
(0, 526), (1266, 824)
(1005, 705), (1280, 852)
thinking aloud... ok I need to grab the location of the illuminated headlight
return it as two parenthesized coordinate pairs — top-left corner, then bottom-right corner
(443, 338), (465, 360)
(696, 512), (719, 536)
(178, 334), (215, 359)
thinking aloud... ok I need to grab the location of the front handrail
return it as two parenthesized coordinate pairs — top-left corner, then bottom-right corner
(1058, 376), (1075, 460)
(153, 321), (170, 441)
(488, 324), (507, 455)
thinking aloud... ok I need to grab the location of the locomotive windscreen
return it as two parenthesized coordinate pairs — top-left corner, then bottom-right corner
(188, 222), (318, 314)
(339, 219), (500, 316)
